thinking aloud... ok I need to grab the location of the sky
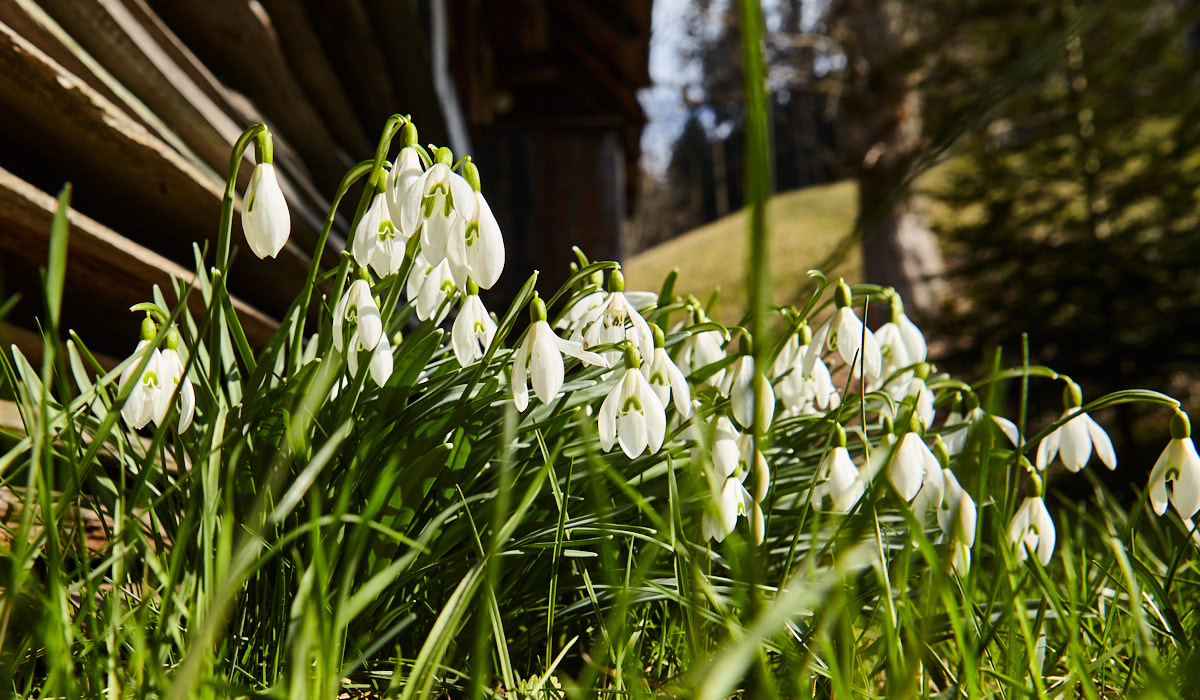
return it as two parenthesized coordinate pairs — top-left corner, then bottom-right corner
(638, 0), (698, 179)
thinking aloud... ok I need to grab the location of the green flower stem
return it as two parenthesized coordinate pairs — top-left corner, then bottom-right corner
(217, 124), (268, 274)
(292, 159), (374, 367)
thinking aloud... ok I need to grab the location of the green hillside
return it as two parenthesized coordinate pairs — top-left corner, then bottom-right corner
(623, 179), (861, 324)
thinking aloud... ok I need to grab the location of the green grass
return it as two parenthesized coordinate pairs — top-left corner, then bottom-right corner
(2, 9), (1199, 697)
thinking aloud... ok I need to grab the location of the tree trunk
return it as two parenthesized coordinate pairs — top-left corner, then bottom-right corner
(830, 0), (945, 321)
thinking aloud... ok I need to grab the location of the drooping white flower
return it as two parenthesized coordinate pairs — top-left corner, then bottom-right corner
(446, 185), (505, 289)
(890, 431), (937, 502)
(352, 192), (405, 278)
(943, 405), (1021, 455)
(241, 162), (291, 259)
(698, 415), (742, 479)
(677, 327), (728, 388)
(1148, 411), (1200, 523)
(599, 360), (667, 458)
(575, 271), (655, 365)
(773, 329), (840, 416)
(333, 279), (383, 353)
(406, 253), (458, 324)
(1009, 496), (1056, 566)
(703, 435), (767, 545)
(640, 325), (692, 418)
(909, 442), (946, 524)
(118, 339), (161, 430)
(512, 297), (608, 411)
(155, 339), (195, 433)
(804, 280), (882, 383)
(385, 144), (425, 236)
(1035, 407), (1116, 473)
(451, 292), (498, 366)
(721, 354), (775, 431)
(881, 375), (936, 429)
(873, 295), (927, 388)
(817, 429), (865, 513)
(347, 330), (394, 387)
(937, 469), (976, 576)
(409, 159), (476, 264)
(704, 475), (754, 544)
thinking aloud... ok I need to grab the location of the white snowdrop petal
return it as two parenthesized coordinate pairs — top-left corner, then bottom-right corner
(1085, 415), (1117, 470)
(511, 341), (531, 412)
(1059, 414), (1092, 472)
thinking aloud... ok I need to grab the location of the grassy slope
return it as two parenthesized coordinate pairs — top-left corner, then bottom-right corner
(622, 180), (861, 324)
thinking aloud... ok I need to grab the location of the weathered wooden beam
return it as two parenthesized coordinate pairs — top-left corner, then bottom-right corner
(145, 0), (355, 196)
(0, 164), (278, 353)
(0, 21), (311, 321)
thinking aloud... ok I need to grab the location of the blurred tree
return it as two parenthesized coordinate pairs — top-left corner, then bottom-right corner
(929, 0), (1200, 411)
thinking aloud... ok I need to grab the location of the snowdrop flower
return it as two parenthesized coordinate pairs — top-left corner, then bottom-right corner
(721, 353), (774, 431)
(804, 279), (882, 384)
(704, 475), (754, 544)
(1009, 496), (1056, 566)
(909, 436), (948, 524)
(575, 270), (655, 365)
(1148, 410), (1200, 525)
(406, 253), (458, 324)
(385, 129), (425, 235)
(154, 328), (195, 432)
(409, 150), (475, 264)
(703, 435), (767, 544)
(881, 368), (936, 429)
(640, 324), (692, 418)
(678, 327), (728, 388)
(773, 324), (840, 416)
(512, 295), (608, 411)
(451, 285), (498, 366)
(1035, 381), (1115, 472)
(691, 415), (742, 479)
(118, 319), (162, 430)
(816, 426), (865, 513)
(943, 398), (1021, 455)
(241, 161), (291, 259)
(444, 161), (504, 290)
(599, 343), (667, 458)
(333, 279), (383, 353)
(352, 192), (405, 278)
(937, 469), (976, 576)
(873, 293), (927, 388)
(890, 429), (938, 503)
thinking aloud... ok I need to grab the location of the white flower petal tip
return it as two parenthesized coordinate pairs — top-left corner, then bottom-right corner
(241, 163), (291, 259)
(1035, 407), (1116, 473)
(1009, 496), (1055, 566)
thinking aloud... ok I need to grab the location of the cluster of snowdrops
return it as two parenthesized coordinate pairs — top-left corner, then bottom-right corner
(117, 118), (1200, 570)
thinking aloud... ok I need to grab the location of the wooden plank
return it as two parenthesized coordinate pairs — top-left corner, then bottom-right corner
(0, 165), (279, 352)
(0, 21), (311, 320)
(144, 0), (355, 195)
(256, 0), (372, 159)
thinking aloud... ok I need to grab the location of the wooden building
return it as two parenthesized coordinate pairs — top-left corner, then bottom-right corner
(0, 0), (652, 363)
